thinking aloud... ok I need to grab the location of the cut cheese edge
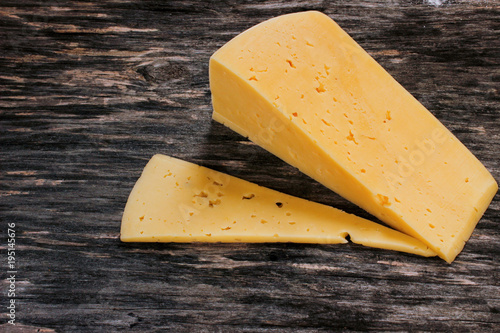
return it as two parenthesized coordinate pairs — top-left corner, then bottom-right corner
(209, 11), (497, 262)
(121, 154), (436, 257)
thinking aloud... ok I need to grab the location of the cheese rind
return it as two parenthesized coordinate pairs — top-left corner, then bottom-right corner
(120, 154), (436, 257)
(209, 11), (497, 262)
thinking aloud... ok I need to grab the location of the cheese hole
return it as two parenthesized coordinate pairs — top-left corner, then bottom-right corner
(376, 194), (391, 206)
(340, 232), (351, 242)
(208, 199), (221, 208)
(346, 130), (358, 144)
(321, 118), (332, 126)
(286, 59), (296, 68)
(360, 169), (366, 173)
(286, 212), (291, 216)
(275, 202), (283, 208)
(324, 64), (330, 75)
(261, 219), (268, 224)
(194, 191), (208, 198)
(315, 80), (326, 93)
(242, 193), (255, 200)
(429, 223), (435, 229)
(292, 112), (298, 117)
(248, 76), (258, 81)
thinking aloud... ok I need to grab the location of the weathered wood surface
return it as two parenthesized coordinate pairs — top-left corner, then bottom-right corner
(1, 0), (499, 331)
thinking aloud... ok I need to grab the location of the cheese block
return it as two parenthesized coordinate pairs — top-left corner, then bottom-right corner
(120, 154), (436, 257)
(209, 11), (497, 262)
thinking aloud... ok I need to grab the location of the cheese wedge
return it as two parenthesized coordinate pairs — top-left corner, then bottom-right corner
(209, 11), (497, 262)
(120, 154), (436, 257)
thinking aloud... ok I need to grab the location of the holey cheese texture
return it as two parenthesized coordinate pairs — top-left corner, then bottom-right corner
(121, 154), (435, 257)
(209, 11), (497, 262)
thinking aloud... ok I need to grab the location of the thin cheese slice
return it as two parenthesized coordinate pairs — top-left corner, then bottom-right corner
(209, 11), (497, 262)
(120, 154), (436, 257)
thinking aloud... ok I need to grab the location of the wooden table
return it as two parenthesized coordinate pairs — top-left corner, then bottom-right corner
(1, 1), (499, 331)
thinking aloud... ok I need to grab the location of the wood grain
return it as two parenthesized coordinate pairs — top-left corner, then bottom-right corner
(1, 0), (499, 331)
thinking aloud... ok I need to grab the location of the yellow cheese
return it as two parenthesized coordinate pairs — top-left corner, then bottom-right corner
(121, 154), (436, 257)
(209, 11), (497, 262)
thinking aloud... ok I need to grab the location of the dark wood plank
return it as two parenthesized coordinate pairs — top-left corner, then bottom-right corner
(1, 0), (499, 331)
